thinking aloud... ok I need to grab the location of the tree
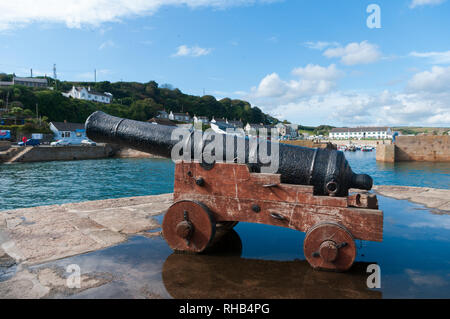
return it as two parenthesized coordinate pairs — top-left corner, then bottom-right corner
(23, 109), (35, 118)
(10, 106), (23, 124)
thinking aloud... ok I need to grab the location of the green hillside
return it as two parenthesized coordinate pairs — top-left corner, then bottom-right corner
(0, 75), (278, 126)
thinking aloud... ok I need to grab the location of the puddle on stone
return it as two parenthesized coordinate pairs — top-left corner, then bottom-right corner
(16, 195), (450, 298)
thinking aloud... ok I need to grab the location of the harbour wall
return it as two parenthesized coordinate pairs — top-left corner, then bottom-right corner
(0, 141), (10, 151)
(1, 145), (115, 163)
(281, 140), (337, 149)
(377, 136), (450, 162)
(330, 139), (391, 147)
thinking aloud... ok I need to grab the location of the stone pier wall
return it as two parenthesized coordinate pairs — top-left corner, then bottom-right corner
(395, 136), (449, 162)
(376, 136), (449, 162)
(376, 144), (396, 163)
(7, 145), (115, 163)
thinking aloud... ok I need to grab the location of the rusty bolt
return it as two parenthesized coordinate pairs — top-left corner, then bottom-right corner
(319, 240), (338, 262)
(176, 220), (193, 239)
(195, 177), (205, 187)
(252, 204), (261, 213)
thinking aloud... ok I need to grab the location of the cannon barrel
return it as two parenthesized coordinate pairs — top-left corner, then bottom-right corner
(85, 111), (372, 197)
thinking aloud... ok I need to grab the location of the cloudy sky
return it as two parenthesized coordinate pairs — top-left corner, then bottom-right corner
(0, 0), (449, 126)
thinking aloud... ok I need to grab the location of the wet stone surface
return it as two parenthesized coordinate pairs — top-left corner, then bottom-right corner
(373, 185), (450, 213)
(0, 194), (173, 265)
(0, 189), (449, 299)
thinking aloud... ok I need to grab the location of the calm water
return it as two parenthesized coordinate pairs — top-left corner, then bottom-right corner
(0, 158), (175, 211)
(345, 151), (450, 190)
(0, 151), (449, 211)
(1, 152), (450, 298)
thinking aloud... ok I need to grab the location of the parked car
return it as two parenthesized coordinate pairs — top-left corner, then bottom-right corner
(50, 139), (71, 146)
(81, 139), (96, 146)
(18, 139), (41, 146)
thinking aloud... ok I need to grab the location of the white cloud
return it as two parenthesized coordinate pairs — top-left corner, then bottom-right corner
(0, 0), (279, 31)
(292, 64), (342, 81)
(304, 41), (340, 51)
(323, 41), (381, 66)
(172, 45), (212, 57)
(98, 40), (115, 50)
(410, 51), (450, 64)
(245, 65), (450, 126)
(408, 66), (450, 93)
(410, 0), (446, 9)
(250, 64), (342, 102)
(265, 90), (450, 126)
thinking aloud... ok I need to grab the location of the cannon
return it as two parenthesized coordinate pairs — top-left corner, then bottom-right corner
(86, 111), (383, 271)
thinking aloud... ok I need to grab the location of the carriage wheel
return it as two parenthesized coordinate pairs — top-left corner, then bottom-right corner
(303, 222), (356, 272)
(162, 200), (216, 253)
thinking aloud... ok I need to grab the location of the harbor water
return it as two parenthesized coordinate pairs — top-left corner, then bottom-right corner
(0, 152), (448, 211)
(1, 151), (449, 298)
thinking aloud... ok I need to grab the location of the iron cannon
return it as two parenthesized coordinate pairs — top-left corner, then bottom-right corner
(85, 111), (383, 271)
(86, 111), (372, 197)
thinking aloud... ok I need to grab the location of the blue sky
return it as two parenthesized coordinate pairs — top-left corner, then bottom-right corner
(0, 0), (449, 126)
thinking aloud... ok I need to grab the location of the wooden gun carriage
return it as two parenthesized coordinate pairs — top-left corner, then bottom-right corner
(163, 161), (383, 272)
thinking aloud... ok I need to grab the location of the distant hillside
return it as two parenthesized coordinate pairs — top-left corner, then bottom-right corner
(0, 76), (279, 125)
(392, 127), (449, 136)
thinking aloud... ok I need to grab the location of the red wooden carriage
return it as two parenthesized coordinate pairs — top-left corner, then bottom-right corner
(163, 161), (383, 272)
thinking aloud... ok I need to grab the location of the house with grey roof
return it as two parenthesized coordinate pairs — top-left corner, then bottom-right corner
(329, 127), (392, 140)
(49, 121), (86, 143)
(13, 77), (48, 88)
(62, 86), (113, 104)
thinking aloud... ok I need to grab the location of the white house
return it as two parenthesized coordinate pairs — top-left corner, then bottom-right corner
(275, 123), (287, 137)
(244, 123), (274, 136)
(157, 110), (170, 119)
(49, 121), (86, 144)
(62, 86), (113, 104)
(193, 115), (210, 125)
(329, 127), (392, 140)
(168, 111), (192, 123)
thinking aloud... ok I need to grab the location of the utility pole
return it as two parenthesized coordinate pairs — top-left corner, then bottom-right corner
(53, 64), (57, 90)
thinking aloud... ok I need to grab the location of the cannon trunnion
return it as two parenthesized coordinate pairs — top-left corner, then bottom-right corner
(164, 161), (383, 272)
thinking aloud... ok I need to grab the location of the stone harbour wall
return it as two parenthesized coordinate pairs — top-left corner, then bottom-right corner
(376, 136), (449, 162)
(395, 135), (449, 162)
(7, 145), (115, 163)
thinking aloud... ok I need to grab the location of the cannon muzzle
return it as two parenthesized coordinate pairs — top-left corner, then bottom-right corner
(85, 111), (372, 196)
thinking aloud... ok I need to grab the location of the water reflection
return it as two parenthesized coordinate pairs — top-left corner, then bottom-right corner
(162, 230), (381, 299)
